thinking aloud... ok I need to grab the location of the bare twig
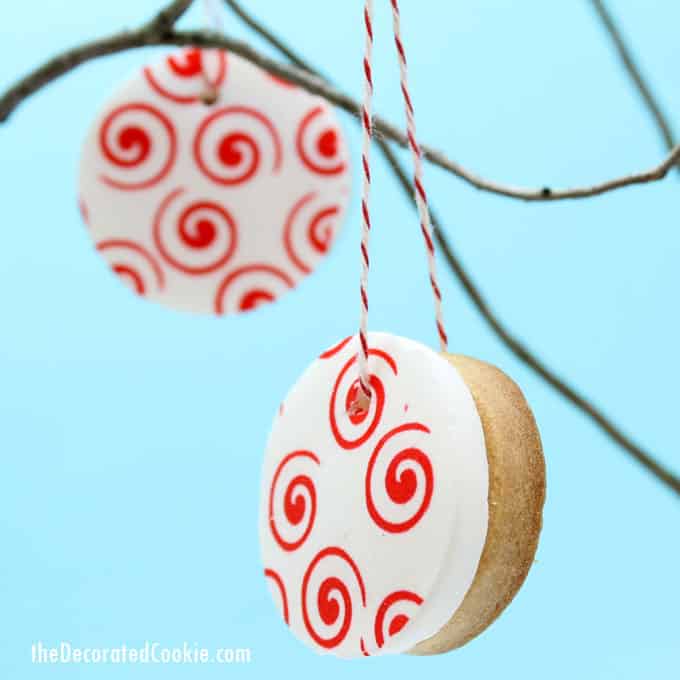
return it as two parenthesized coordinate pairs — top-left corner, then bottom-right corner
(1, 18), (680, 202)
(591, 0), (678, 163)
(0, 0), (194, 124)
(0, 1), (676, 493)
(386, 148), (680, 497)
(223, 0), (680, 497)
(147, 0), (195, 33)
(224, 0), (302, 65)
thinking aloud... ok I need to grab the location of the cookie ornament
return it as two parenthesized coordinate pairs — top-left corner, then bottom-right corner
(79, 46), (351, 314)
(259, 0), (545, 658)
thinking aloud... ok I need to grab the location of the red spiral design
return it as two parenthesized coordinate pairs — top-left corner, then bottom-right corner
(329, 349), (398, 450)
(268, 73), (297, 89)
(144, 48), (228, 104)
(152, 188), (238, 275)
(214, 264), (294, 315)
(301, 547), (366, 650)
(193, 106), (282, 186)
(282, 193), (341, 274)
(296, 107), (346, 176)
(264, 568), (290, 625)
(269, 450), (320, 552)
(365, 423), (434, 533)
(113, 265), (144, 294)
(96, 239), (165, 295)
(319, 336), (352, 360)
(98, 102), (177, 191)
(309, 207), (338, 253)
(78, 197), (89, 226)
(168, 50), (203, 77)
(374, 590), (423, 649)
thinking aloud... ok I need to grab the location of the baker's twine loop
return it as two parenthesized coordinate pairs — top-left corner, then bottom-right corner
(351, 0), (448, 416)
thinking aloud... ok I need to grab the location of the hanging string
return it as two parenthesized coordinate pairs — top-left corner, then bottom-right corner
(200, 0), (225, 104)
(355, 0), (375, 407)
(389, 0), (448, 352)
(203, 0), (224, 32)
(353, 0), (448, 412)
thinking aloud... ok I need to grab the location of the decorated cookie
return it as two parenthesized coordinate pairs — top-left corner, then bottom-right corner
(260, 332), (544, 657)
(79, 48), (351, 315)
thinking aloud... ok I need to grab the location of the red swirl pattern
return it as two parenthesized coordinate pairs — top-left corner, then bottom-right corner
(296, 107), (346, 176)
(144, 48), (227, 104)
(301, 547), (366, 650)
(264, 568), (290, 625)
(283, 193), (341, 274)
(268, 73), (297, 89)
(374, 590), (423, 649)
(269, 450), (320, 552)
(365, 423), (434, 533)
(152, 188), (238, 275)
(214, 264), (294, 315)
(309, 208), (338, 252)
(193, 106), (283, 186)
(329, 349), (398, 450)
(96, 239), (165, 296)
(98, 102), (177, 191)
(319, 336), (352, 360)
(78, 197), (89, 226)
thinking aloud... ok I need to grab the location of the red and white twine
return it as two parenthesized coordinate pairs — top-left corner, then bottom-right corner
(356, 0), (375, 402)
(355, 0), (449, 407)
(389, 0), (448, 352)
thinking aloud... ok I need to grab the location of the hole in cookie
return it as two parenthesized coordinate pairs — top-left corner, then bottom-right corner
(347, 380), (371, 421)
(200, 87), (219, 106)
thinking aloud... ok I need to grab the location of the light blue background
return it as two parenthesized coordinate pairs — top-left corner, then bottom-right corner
(1, 1), (679, 678)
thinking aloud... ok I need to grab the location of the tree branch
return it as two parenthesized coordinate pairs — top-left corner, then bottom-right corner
(0, 0), (194, 125)
(1, 16), (680, 202)
(223, 0), (680, 497)
(380, 143), (680, 497)
(146, 0), (195, 34)
(0, 1), (677, 494)
(590, 0), (678, 165)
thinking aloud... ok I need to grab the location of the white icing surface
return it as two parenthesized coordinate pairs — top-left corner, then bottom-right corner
(260, 332), (488, 657)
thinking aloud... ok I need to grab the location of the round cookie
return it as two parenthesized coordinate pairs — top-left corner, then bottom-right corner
(260, 333), (490, 657)
(260, 335), (545, 657)
(410, 354), (546, 655)
(79, 47), (351, 315)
